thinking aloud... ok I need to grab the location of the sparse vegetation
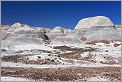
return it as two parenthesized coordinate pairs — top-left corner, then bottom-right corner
(114, 43), (121, 47)
(1, 67), (121, 81)
(100, 57), (119, 65)
(1, 55), (59, 65)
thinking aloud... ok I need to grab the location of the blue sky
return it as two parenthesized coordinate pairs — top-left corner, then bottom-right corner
(1, 1), (121, 29)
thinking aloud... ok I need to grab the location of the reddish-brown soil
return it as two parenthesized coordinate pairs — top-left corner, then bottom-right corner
(1, 67), (121, 81)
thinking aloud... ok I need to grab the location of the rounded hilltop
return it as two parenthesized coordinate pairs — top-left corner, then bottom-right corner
(75, 16), (113, 29)
(11, 22), (22, 27)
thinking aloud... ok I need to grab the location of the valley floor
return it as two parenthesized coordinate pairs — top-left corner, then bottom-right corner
(1, 40), (121, 81)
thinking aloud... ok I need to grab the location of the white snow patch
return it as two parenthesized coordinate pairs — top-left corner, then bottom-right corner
(1, 76), (31, 81)
(86, 76), (110, 81)
(1, 62), (121, 69)
(12, 44), (54, 51)
(80, 52), (90, 58)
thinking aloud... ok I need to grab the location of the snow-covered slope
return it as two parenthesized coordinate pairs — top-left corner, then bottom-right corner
(50, 36), (86, 47)
(47, 26), (65, 39)
(2, 23), (51, 52)
(84, 26), (121, 41)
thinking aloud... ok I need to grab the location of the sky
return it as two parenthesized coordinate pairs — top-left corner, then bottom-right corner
(1, 1), (121, 29)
